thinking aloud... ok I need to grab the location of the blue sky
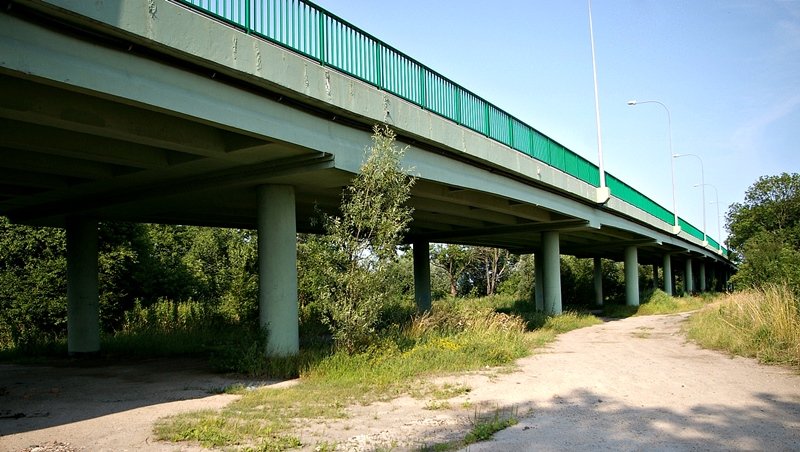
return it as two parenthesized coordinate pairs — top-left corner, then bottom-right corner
(316, 0), (800, 245)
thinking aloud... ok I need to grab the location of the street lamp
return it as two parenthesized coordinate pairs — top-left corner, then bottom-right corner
(627, 99), (679, 233)
(695, 182), (722, 254)
(674, 153), (706, 245)
(588, 0), (610, 204)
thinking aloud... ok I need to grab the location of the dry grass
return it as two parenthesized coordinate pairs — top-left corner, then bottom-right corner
(687, 285), (800, 368)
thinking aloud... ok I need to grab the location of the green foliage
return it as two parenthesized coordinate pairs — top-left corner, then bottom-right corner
(687, 286), (800, 368)
(498, 254), (535, 299)
(726, 173), (800, 292)
(154, 409), (300, 450)
(602, 289), (712, 318)
(560, 256), (626, 307)
(729, 231), (800, 292)
(463, 409), (518, 445)
(158, 296), (541, 449)
(305, 125), (415, 354)
(0, 216), (260, 351)
(101, 299), (235, 359)
(541, 311), (602, 333)
(727, 172), (800, 251)
(497, 254), (627, 309)
(431, 244), (476, 297)
(459, 247), (516, 296)
(0, 218), (67, 350)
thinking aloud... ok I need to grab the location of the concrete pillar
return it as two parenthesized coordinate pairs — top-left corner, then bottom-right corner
(413, 241), (431, 312)
(685, 258), (694, 294)
(257, 185), (298, 356)
(662, 254), (673, 296)
(699, 262), (707, 292)
(542, 231), (562, 315)
(66, 217), (100, 354)
(624, 246), (640, 306)
(593, 257), (603, 307)
(534, 252), (544, 312)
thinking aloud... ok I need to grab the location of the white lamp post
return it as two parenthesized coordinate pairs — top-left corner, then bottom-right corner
(674, 153), (706, 245)
(696, 182), (722, 253)
(588, 0), (610, 203)
(627, 99), (679, 233)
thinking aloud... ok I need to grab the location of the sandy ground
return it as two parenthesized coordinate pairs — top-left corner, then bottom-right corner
(2, 313), (799, 451)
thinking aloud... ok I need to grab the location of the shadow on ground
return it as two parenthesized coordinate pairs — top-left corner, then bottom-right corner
(458, 388), (800, 451)
(0, 358), (273, 437)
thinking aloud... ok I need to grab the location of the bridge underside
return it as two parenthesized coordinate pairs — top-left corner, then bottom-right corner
(0, 73), (690, 265)
(0, 0), (731, 355)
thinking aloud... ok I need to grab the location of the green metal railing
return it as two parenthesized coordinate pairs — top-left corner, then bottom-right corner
(175, 0), (727, 256)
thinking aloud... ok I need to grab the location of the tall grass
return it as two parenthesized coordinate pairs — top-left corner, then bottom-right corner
(687, 285), (800, 368)
(603, 289), (712, 318)
(155, 296), (600, 450)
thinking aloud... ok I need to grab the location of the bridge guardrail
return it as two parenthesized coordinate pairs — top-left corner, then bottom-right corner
(175, 0), (727, 256)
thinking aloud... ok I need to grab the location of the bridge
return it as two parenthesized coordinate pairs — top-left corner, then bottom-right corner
(0, 0), (734, 356)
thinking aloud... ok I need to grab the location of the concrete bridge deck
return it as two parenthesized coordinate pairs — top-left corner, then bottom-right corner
(0, 0), (734, 355)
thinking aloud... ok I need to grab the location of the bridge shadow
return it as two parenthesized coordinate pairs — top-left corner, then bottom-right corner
(449, 388), (800, 451)
(0, 357), (280, 437)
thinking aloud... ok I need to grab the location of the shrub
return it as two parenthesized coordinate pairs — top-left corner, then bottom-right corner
(307, 125), (415, 354)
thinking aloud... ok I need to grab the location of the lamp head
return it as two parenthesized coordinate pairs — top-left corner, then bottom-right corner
(627, 100), (637, 106)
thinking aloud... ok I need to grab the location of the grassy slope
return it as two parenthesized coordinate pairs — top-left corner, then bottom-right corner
(686, 286), (800, 368)
(155, 296), (600, 450)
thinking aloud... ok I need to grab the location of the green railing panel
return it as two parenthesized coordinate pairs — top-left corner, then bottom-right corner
(176, 0), (724, 256)
(488, 106), (512, 147)
(679, 218), (705, 242)
(531, 132), (550, 163)
(707, 236), (720, 250)
(251, 0), (320, 59)
(549, 141), (566, 172)
(459, 91), (487, 134)
(578, 157), (601, 187)
(511, 118), (532, 157)
(424, 73), (459, 121)
(606, 173), (674, 225)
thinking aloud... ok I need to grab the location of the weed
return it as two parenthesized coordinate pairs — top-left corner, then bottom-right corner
(603, 289), (713, 318)
(541, 311), (602, 333)
(423, 407), (519, 451)
(687, 285), (800, 368)
(424, 400), (451, 410)
(152, 297), (600, 449)
(431, 383), (471, 400)
(314, 441), (337, 452)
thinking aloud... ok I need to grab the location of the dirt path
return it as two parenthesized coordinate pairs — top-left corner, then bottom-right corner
(2, 313), (799, 451)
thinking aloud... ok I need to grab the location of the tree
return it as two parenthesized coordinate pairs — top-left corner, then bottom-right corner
(726, 173), (800, 291)
(431, 244), (475, 296)
(498, 254), (535, 299)
(477, 247), (514, 296)
(727, 172), (800, 252)
(306, 125), (415, 353)
(0, 217), (66, 348)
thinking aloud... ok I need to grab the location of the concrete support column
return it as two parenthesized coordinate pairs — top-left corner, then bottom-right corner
(66, 217), (100, 354)
(662, 254), (673, 296)
(624, 246), (640, 306)
(257, 185), (298, 356)
(685, 258), (694, 294)
(699, 262), (707, 292)
(542, 231), (562, 315)
(593, 257), (603, 307)
(413, 241), (431, 312)
(534, 253), (544, 312)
